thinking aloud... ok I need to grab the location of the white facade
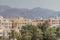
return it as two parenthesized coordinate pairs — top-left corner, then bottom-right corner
(0, 16), (12, 39)
(0, 28), (4, 36)
(48, 16), (60, 27)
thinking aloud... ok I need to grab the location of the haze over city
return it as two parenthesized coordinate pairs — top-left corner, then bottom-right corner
(0, 0), (60, 11)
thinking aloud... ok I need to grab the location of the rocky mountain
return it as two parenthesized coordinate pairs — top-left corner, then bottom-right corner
(0, 5), (59, 19)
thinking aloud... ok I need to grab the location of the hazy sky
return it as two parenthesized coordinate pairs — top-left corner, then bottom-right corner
(0, 0), (60, 11)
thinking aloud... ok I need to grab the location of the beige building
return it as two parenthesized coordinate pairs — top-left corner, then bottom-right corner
(32, 17), (47, 26)
(17, 17), (32, 31)
(32, 16), (60, 27)
(9, 17), (32, 32)
(9, 17), (32, 33)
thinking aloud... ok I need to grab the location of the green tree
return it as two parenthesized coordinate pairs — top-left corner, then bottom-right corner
(8, 30), (21, 40)
(21, 25), (43, 40)
(56, 27), (60, 40)
(21, 20), (57, 40)
(21, 25), (32, 40)
(14, 31), (21, 40)
(31, 26), (43, 40)
(37, 21), (50, 40)
(45, 27), (57, 40)
(8, 30), (15, 40)
(37, 21), (57, 40)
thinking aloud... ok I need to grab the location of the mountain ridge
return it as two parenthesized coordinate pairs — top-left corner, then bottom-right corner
(0, 5), (60, 19)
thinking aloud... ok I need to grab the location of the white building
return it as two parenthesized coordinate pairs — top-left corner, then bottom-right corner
(48, 16), (60, 27)
(0, 16), (12, 39)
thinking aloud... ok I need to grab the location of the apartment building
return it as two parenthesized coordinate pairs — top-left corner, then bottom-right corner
(48, 16), (60, 27)
(16, 17), (32, 33)
(0, 16), (12, 40)
(9, 17), (32, 34)
(32, 17), (47, 26)
(32, 16), (60, 27)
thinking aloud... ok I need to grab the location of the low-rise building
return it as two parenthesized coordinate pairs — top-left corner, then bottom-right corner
(48, 16), (60, 27)
(0, 16), (12, 39)
(32, 17), (47, 26)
